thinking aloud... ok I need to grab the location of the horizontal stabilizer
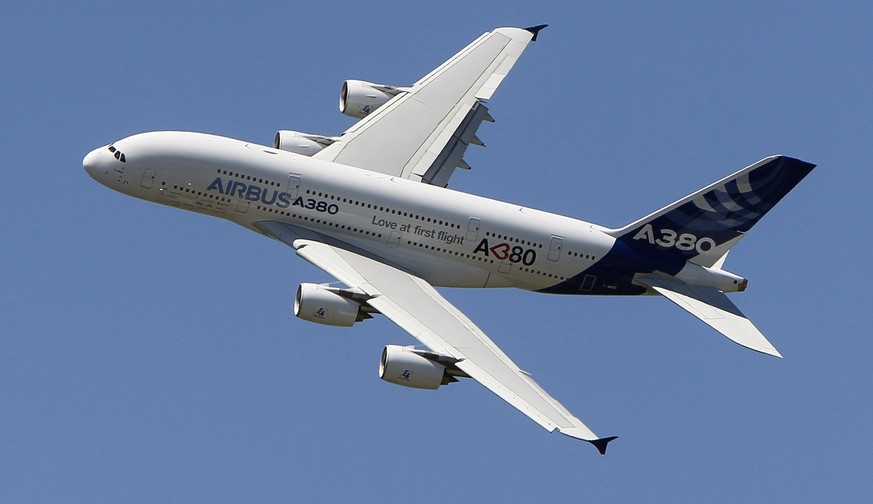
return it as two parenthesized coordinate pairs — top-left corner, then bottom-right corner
(639, 278), (781, 357)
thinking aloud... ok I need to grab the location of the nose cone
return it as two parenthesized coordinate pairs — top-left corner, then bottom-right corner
(82, 149), (100, 178)
(83, 146), (115, 182)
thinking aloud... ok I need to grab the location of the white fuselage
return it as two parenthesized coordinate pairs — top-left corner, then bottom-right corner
(85, 131), (619, 291)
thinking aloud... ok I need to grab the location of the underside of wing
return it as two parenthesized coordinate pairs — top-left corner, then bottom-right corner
(313, 26), (542, 187)
(639, 277), (781, 357)
(254, 221), (615, 453)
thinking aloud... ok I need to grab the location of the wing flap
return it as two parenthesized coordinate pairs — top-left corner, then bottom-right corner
(413, 101), (492, 187)
(640, 278), (782, 357)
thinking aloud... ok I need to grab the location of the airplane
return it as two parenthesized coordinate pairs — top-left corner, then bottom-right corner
(83, 25), (815, 455)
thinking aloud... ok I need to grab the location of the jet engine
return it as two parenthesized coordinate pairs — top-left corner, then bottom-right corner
(294, 283), (369, 327)
(273, 130), (337, 156)
(379, 345), (461, 390)
(339, 80), (407, 119)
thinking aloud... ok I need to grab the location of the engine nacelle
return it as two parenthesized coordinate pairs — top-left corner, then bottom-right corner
(273, 130), (337, 156)
(339, 80), (406, 119)
(294, 283), (365, 327)
(379, 345), (449, 390)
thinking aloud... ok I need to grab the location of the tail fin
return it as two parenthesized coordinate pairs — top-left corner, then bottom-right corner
(607, 156), (815, 267)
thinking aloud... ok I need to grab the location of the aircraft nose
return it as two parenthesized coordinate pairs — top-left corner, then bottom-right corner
(83, 146), (109, 179)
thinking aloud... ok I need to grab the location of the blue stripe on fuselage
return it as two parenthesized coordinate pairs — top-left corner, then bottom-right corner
(537, 239), (685, 295)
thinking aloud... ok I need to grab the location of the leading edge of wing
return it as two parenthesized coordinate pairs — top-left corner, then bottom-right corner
(257, 222), (616, 453)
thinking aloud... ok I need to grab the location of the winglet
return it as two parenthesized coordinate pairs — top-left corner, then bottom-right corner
(588, 436), (618, 455)
(523, 24), (549, 42)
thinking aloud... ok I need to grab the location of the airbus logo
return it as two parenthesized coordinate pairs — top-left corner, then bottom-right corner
(206, 177), (293, 207)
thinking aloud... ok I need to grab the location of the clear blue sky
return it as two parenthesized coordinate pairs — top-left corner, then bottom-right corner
(2, 1), (870, 502)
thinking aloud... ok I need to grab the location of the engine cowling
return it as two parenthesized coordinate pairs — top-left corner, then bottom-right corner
(294, 283), (365, 327)
(379, 345), (449, 390)
(339, 80), (405, 119)
(273, 130), (337, 156)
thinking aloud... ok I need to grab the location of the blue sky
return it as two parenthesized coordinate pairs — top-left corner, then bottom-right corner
(2, 1), (871, 502)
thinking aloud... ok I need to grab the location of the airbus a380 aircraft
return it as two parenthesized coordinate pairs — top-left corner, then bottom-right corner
(84, 26), (814, 454)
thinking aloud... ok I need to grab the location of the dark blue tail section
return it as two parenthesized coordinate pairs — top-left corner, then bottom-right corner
(539, 156), (814, 296)
(609, 155), (815, 266)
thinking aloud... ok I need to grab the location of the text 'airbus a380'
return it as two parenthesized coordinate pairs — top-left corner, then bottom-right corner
(84, 25), (814, 454)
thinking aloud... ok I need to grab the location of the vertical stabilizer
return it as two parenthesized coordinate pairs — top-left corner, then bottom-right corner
(608, 156), (815, 267)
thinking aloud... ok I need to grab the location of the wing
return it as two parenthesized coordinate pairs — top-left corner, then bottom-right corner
(639, 277), (782, 357)
(255, 221), (615, 454)
(313, 26), (545, 187)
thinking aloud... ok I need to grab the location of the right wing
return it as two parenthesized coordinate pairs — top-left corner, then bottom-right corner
(639, 277), (782, 357)
(313, 26), (545, 187)
(254, 221), (616, 454)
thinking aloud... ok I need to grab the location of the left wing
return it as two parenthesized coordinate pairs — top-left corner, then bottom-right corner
(313, 26), (545, 187)
(256, 222), (615, 454)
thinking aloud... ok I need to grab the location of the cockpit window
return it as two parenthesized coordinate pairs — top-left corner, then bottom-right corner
(107, 145), (126, 163)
